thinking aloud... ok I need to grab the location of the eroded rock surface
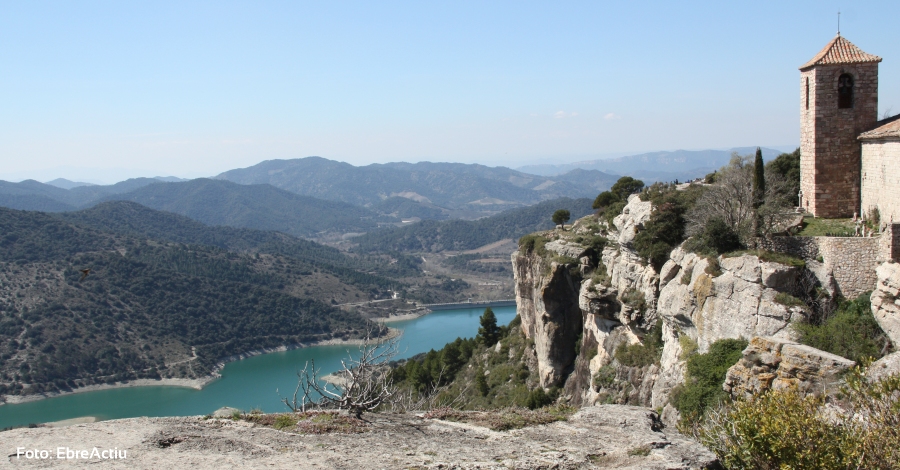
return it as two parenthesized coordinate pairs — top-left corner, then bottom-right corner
(0, 407), (718, 469)
(871, 262), (900, 344)
(723, 336), (855, 399)
(513, 252), (583, 388)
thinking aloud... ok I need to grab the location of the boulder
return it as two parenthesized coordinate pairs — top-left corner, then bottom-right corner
(871, 262), (900, 344)
(724, 336), (855, 399)
(211, 407), (241, 418)
(866, 351), (900, 382)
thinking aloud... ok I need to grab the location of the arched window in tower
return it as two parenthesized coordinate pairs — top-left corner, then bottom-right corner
(838, 73), (854, 109)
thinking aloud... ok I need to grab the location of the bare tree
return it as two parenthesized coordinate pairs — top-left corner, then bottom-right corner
(281, 331), (401, 418)
(687, 153), (795, 245)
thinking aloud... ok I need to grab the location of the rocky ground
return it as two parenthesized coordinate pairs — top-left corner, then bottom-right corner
(1, 405), (717, 469)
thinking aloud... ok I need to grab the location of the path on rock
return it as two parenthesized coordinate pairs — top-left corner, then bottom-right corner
(1, 405), (716, 469)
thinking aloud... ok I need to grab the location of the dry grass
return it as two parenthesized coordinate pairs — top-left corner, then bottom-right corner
(423, 404), (576, 431)
(243, 411), (368, 434)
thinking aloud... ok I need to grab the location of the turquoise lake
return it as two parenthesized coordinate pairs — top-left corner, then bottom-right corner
(0, 306), (516, 429)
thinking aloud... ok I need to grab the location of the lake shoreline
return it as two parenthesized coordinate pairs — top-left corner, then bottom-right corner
(0, 328), (401, 408)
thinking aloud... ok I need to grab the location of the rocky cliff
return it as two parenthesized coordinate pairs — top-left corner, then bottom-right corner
(512, 192), (893, 421)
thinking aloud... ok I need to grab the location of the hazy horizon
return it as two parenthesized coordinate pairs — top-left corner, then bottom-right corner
(3, 1), (895, 184)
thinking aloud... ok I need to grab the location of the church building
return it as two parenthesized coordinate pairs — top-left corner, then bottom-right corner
(800, 34), (900, 224)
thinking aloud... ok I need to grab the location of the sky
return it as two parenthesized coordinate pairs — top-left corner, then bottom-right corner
(2, 1), (899, 183)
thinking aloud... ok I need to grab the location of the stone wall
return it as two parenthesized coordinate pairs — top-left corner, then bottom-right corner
(761, 235), (889, 298)
(861, 139), (900, 224)
(800, 63), (879, 218)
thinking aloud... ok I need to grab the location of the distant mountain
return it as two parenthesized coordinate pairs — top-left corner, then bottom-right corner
(551, 169), (621, 192)
(214, 157), (613, 212)
(352, 197), (595, 253)
(517, 147), (790, 181)
(44, 178), (95, 190)
(0, 178), (165, 209)
(94, 178), (393, 238)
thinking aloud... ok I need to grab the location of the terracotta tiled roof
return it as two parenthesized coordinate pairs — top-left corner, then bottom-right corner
(800, 35), (881, 70)
(859, 115), (900, 140)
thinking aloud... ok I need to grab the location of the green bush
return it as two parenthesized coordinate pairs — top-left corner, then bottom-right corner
(697, 369), (900, 469)
(523, 387), (554, 410)
(794, 292), (890, 363)
(518, 234), (547, 256)
(671, 338), (747, 426)
(614, 320), (663, 367)
(683, 218), (743, 256)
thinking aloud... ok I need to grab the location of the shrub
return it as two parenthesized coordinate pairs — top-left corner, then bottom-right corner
(614, 320), (663, 367)
(593, 364), (617, 390)
(524, 387), (553, 410)
(683, 218), (743, 256)
(697, 369), (900, 469)
(774, 292), (805, 308)
(620, 288), (647, 314)
(794, 292), (890, 363)
(678, 335), (698, 359)
(671, 338), (747, 427)
(704, 257), (723, 277)
(518, 234), (547, 256)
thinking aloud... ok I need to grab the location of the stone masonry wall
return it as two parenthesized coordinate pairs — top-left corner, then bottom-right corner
(818, 237), (883, 298)
(800, 63), (879, 218)
(861, 139), (900, 223)
(761, 235), (889, 298)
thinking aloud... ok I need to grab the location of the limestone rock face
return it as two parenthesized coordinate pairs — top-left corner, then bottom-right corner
(723, 336), (856, 399)
(871, 262), (900, 344)
(513, 251), (583, 388)
(612, 194), (653, 246)
(652, 249), (807, 407)
(867, 351), (900, 382)
(544, 239), (588, 259)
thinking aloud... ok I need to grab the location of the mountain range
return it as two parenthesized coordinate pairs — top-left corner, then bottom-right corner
(517, 147), (791, 180)
(213, 157), (617, 211)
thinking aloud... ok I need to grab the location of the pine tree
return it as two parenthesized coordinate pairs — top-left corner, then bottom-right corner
(477, 307), (500, 347)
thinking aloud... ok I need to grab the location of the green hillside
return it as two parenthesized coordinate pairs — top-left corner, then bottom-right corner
(0, 207), (385, 396)
(96, 178), (392, 237)
(352, 197), (594, 252)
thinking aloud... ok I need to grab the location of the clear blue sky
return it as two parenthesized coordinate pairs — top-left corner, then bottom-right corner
(2, 1), (898, 183)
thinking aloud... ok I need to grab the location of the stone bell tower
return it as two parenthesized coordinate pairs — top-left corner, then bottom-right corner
(799, 34), (881, 218)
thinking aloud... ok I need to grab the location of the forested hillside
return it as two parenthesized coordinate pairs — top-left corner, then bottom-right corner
(352, 198), (594, 252)
(0, 207), (388, 397)
(94, 178), (393, 237)
(58, 201), (422, 282)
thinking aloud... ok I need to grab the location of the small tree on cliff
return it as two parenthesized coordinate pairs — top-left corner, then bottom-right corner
(552, 209), (571, 230)
(477, 307), (500, 347)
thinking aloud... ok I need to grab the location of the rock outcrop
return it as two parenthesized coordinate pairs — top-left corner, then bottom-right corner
(871, 262), (900, 344)
(723, 336), (856, 399)
(513, 251), (583, 388)
(867, 351), (900, 382)
(0, 407), (720, 469)
(651, 249), (809, 407)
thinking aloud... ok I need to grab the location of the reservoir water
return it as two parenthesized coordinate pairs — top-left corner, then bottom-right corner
(0, 306), (516, 429)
